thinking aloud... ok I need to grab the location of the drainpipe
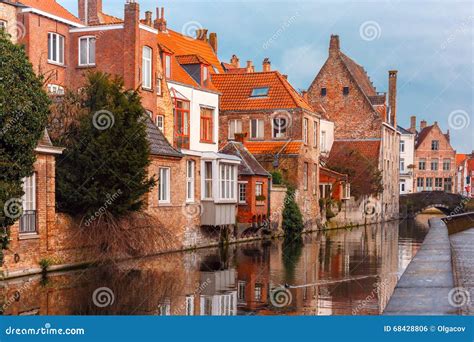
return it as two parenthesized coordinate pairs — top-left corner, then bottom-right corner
(85, 0), (88, 25)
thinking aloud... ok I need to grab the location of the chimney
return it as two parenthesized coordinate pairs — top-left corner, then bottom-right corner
(445, 129), (450, 142)
(410, 115), (416, 133)
(234, 132), (247, 144)
(154, 7), (167, 32)
(230, 55), (240, 68)
(123, 0), (140, 89)
(209, 32), (218, 53)
(144, 11), (152, 26)
(420, 120), (427, 130)
(246, 61), (254, 73)
(78, 0), (103, 25)
(262, 58), (271, 72)
(329, 34), (340, 56)
(196, 29), (208, 42)
(388, 70), (397, 127)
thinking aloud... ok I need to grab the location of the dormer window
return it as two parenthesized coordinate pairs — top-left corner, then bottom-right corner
(250, 87), (269, 97)
(164, 54), (171, 78)
(343, 86), (349, 95)
(202, 66), (208, 84)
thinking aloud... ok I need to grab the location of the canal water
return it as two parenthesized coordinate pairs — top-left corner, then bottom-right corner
(1, 215), (441, 316)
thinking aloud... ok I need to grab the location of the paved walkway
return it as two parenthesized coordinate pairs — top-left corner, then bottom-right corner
(384, 218), (457, 315)
(450, 227), (474, 315)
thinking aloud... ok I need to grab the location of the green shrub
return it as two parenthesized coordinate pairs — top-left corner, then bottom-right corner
(282, 187), (304, 235)
(270, 170), (283, 185)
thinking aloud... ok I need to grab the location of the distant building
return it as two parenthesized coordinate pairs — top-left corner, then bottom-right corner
(412, 118), (456, 193)
(307, 35), (399, 220)
(455, 153), (474, 197)
(398, 119), (416, 194)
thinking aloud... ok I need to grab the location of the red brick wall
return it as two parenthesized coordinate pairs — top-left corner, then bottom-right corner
(237, 175), (269, 224)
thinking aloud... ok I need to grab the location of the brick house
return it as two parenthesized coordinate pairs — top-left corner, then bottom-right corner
(455, 153), (474, 197)
(212, 60), (322, 225)
(307, 35), (399, 220)
(219, 137), (271, 233)
(411, 118), (456, 193)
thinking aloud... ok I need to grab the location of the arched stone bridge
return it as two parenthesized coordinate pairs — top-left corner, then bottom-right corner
(400, 191), (468, 218)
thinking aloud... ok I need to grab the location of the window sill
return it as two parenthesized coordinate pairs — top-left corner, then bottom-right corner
(158, 202), (172, 207)
(238, 202), (247, 206)
(77, 64), (96, 69)
(200, 140), (215, 144)
(47, 61), (66, 68)
(142, 87), (154, 93)
(19, 233), (40, 241)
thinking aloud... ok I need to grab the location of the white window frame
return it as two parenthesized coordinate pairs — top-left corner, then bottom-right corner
(48, 32), (64, 65)
(203, 161), (213, 200)
(272, 117), (287, 139)
(78, 36), (96, 66)
(158, 167), (170, 204)
(238, 182), (247, 204)
(321, 131), (327, 152)
(400, 158), (405, 172)
(250, 119), (264, 139)
(47, 84), (65, 95)
(165, 54), (171, 78)
(313, 121), (318, 147)
(20, 174), (36, 235)
(228, 119), (242, 140)
(157, 75), (162, 95)
(303, 118), (308, 144)
(185, 296), (194, 316)
(156, 115), (164, 132)
(255, 182), (263, 197)
(186, 160), (195, 203)
(400, 140), (405, 153)
(219, 164), (236, 201)
(142, 46), (152, 90)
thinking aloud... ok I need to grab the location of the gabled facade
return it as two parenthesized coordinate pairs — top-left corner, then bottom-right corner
(398, 121), (416, 194)
(213, 62), (322, 225)
(307, 35), (399, 220)
(411, 118), (456, 193)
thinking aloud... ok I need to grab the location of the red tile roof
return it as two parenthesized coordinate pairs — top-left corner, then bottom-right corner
(157, 29), (224, 73)
(19, 0), (81, 24)
(212, 71), (315, 112)
(244, 141), (303, 155)
(98, 12), (123, 25)
(175, 54), (209, 65)
(456, 154), (468, 166)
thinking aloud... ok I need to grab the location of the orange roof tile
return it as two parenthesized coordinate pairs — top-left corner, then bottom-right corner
(98, 12), (123, 25)
(175, 54), (209, 65)
(157, 29), (223, 73)
(212, 71), (315, 112)
(19, 0), (81, 24)
(244, 141), (303, 155)
(456, 154), (468, 166)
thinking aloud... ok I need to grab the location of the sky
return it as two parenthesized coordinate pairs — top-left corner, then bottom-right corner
(60, 0), (473, 153)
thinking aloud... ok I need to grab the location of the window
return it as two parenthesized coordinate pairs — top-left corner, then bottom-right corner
(157, 75), (162, 96)
(303, 163), (309, 190)
(164, 54), (171, 78)
(443, 159), (451, 171)
(313, 121), (318, 147)
(158, 167), (170, 203)
(342, 183), (351, 199)
(426, 177), (433, 191)
(200, 107), (214, 143)
(254, 284), (262, 301)
(47, 84), (65, 95)
(145, 110), (153, 118)
(273, 117), (287, 138)
(79, 36), (96, 66)
(444, 178), (452, 192)
(250, 119), (264, 139)
(142, 46), (152, 89)
(250, 87), (269, 97)
(186, 160), (195, 202)
(20, 174), (36, 234)
(174, 99), (190, 149)
(400, 140), (405, 153)
(312, 164), (317, 195)
(156, 115), (164, 132)
(0, 20), (7, 31)
(321, 87), (327, 96)
(185, 296), (194, 316)
(431, 159), (439, 171)
(255, 182), (263, 196)
(202, 66), (208, 84)
(204, 161), (213, 199)
(343, 86), (349, 95)
(220, 164), (236, 200)
(48, 32), (64, 65)
(303, 118), (308, 144)
(228, 119), (242, 140)
(400, 158), (405, 172)
(321, 131), (327, 152)
(237, 281), (246, 302)
(435, 177), (443, 189)
(418, 159), (426, 170)
(431, 140), (439, 150)
(416, 177), (424, 191)
(238, 183), (247, 204)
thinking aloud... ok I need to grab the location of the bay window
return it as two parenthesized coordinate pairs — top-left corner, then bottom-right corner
(220, 164), (236, 200)
(186, 160), (195, 202)
(79, 36), (96, 66)
(48, 32), (64, 65)
(204, 161), (213, 199)
(142, 46), (152, 89)
(158, 167), (170, 204)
